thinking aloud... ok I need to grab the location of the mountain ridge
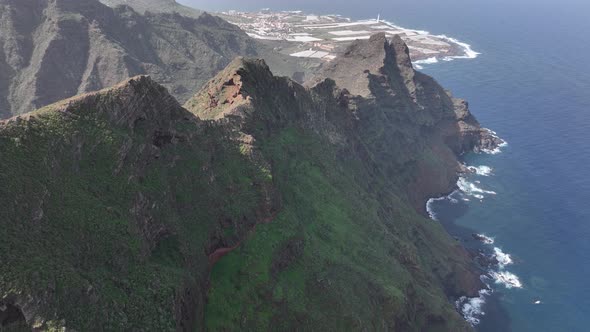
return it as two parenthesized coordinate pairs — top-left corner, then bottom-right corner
(0, 29), (499, 331)
(0, 0), (310, 119)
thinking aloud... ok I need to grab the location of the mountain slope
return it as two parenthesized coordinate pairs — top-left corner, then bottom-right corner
(0, 75), (278, 330)
(0, 34), (499, 330)
(100, 0), (202, 17)
(0, 0), (307, 119)
(185, 34), (499, 330)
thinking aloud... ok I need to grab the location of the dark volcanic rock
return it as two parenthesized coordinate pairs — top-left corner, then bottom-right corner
(310, 32), (502, 212)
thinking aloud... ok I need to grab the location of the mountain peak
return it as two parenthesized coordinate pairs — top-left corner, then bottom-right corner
(309, 33), (416, 98)
(2, 75), (184, 130)
(184, 57), (276, 120)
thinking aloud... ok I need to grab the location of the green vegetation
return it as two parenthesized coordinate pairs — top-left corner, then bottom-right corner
(0, 90), (268, 330)
(205, 127), (469, 331)
(1, 43), (481, 330)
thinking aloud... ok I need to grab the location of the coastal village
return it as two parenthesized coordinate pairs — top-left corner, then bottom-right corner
(219, 9), (470, 64)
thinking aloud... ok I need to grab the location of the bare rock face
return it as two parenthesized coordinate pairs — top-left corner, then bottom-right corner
(0, 0), (303, 119)
(309, 33), (502, 210)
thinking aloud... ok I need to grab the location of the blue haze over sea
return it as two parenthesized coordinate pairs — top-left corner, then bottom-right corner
(181, 0), (590, 330)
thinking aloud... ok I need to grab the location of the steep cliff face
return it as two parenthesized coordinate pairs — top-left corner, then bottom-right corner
(0, 0), (305, 119)
(0, 33), (498, 330)
(310, 33), (502, 211)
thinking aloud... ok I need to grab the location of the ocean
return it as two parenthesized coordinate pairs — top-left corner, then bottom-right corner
(183, 0), (590, 330)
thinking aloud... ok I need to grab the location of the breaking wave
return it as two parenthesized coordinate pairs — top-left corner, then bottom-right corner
(467, 165), (493, 176)
(438, 34), (481, 60)
(426, 196), (447, 221)
(490, 271), (522, 289)
(455, 288), (491, 326)
(474, 233), (495, 245)
(481, 129), (508, 155)
(378, 19), (480, 63)
(457, 177), (497, 199)
(414, 57), (439, 65)
(493, 247), (513, 268)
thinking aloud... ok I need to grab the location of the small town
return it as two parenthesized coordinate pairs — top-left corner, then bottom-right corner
(220, 9), (469, 63)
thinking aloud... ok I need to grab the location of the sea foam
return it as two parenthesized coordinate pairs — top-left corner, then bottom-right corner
(414, 57), (439, 65)
(437, 34), (481, 60)
(493, 247), (513, 268)
(480, 129), (508, 155)
(490, 271), (522, 289)
(378, 19), (480, 62)
(426, 196), (446, 220)
(481, 140), (508, 155)
(467, 165), (493, 176)
(455, 288), (491, 325)
(474, 233), (495, 245)
(457, 177), (497, 198)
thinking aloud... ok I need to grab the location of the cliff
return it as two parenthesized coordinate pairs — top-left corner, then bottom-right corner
(0, 33), (499, 330)
(0, 0), (307, 119)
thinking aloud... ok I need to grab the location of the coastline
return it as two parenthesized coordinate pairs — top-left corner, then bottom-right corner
(425, 138), (522, 329)
(220, 9), (479, 66)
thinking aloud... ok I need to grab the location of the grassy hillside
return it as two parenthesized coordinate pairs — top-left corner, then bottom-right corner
(0, 77), (272, 330)
(0, 34), (496, 331)
(205, 126), (471, 331)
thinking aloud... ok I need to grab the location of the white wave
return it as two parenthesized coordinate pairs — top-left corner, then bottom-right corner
(437, 34), (481, 60)
(378, 19), (429, 36)
(474, 233), (495, 245)
(426, 196), (446, 220)
(467, 165), (493, 176)
(377, 19), (478, 60)
(480, 129), (508, 155)
(481, 140), (508, 155)
(490, 271), (522, 289)
(425, 190), (463, 220)
(414, 64), (424, 70)
(457, 177), (497, 198)
(414, 57), (439, 65)
(455, 288), (491, 326)
(493, 247), (513, 268)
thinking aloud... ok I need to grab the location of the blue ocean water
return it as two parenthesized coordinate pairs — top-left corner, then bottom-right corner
(183, 0), (590, 330)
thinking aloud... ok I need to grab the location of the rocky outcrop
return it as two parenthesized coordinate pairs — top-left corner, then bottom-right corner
(309, 33), (501, 212)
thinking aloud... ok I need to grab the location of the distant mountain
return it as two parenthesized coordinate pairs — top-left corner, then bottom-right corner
(0, 33), (500, 330)
(100, 0), (202, 17)
(0, 0), (308, 119)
